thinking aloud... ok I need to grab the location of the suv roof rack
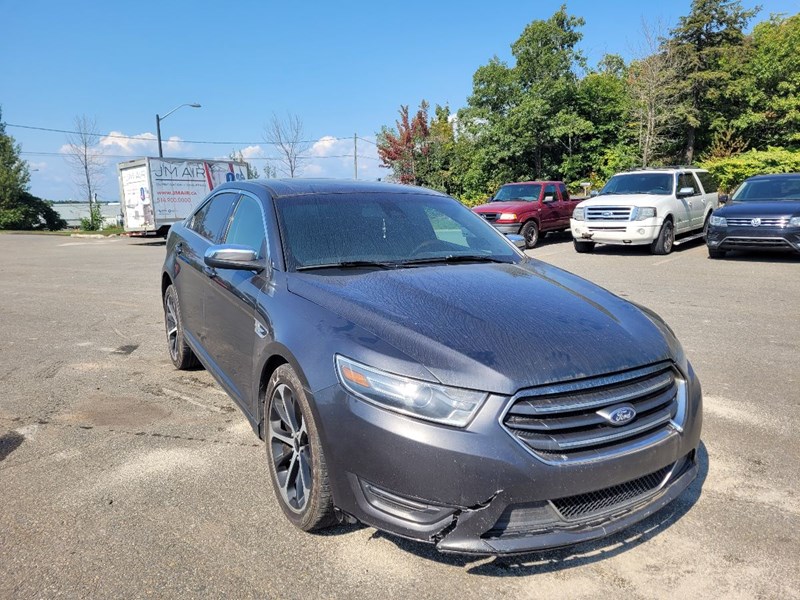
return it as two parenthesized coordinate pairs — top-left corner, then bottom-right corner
(623, 166), (700, 172)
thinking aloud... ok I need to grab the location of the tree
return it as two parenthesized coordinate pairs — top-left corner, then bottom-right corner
(64, 115), (104, 228)
(628, 23), (684, 167)
(727, 14), (800, 150)
(669, 0), (758, 162)
(377, 101), (431, 185)
(0, 108), (65, 230)
(263, 113), (310, 178)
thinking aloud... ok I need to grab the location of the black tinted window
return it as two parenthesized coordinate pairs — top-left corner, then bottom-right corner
(190, 193), (238, 242)
(601, 174), (673, 195)
(696, 171), (718, 193)
(225, 195), (267, 257)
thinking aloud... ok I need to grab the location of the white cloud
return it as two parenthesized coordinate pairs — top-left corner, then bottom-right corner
(300, 135), (381, 180)
(238, 145), (265, 159)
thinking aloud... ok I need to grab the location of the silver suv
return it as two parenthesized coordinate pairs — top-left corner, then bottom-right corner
(571, 168), (719, 254)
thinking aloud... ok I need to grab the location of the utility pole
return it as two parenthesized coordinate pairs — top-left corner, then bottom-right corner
(354, 133), (358, 180)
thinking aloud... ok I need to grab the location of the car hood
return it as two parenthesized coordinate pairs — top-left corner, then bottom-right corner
(717, 201), (800, 217)
(287, 260), (673, 394)
(472, 201), (535, 212)
(577, 194), (671, 208)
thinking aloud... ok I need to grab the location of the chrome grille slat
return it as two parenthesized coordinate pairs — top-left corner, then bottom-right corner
(727, 217), (789, 227)
(586, 206), (633, 221)
(509, 370), (675, 415)
(502, 364), (683, 463)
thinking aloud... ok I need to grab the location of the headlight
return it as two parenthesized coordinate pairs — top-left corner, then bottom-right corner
(709, 215), (727, 227)
(790, 216), (800, 227)
(632, 207), (656, 220)
(572, 207), (585, 221)
(335, 356), (486, 427)
(498, 212), (517, 221)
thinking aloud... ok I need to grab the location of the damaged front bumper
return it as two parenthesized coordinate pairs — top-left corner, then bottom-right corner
(313, 368), (702, 556)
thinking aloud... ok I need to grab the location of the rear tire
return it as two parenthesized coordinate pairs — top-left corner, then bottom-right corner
(573, 240), (595, 253)
(708, 247), (727, 259)
(163, 284), (200, 370)
(650, 219), (675, 255)
(521, 221), (539, 249)
(265, 365), (336, 532)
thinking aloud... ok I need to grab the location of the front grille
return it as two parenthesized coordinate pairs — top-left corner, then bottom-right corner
(478, 212), (498, 223)
(483, 454), (694, 538)
(502, 362), (682, 463)
(552, 462), (673, 520)
(727, 217), (788, 227)
(722, 236), (793, 248)
(589, 226), (627, 232)
(586, 206), (632, 221)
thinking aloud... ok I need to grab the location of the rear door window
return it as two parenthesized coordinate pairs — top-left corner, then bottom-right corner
(189, 192), (238, 243)
(696, 171), (718, 193)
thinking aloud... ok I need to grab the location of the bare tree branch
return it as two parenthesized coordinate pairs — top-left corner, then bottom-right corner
(628, 20), (683, 167)
(64, 115), (104, 226)
(263, 113), (310, 178)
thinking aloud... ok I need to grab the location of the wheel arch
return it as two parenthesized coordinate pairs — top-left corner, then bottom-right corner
(256, 345), (314, 440)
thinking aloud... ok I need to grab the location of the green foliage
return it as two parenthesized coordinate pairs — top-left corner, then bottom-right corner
(375, 5), (800, 201)
(0, 108), (64, 231)
(0, 192), (66, 231)
(79, 204), (104, 231)
(701, 148), (800, 192)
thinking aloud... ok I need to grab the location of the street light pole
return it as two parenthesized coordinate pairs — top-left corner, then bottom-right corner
(155, 103), (201, 158)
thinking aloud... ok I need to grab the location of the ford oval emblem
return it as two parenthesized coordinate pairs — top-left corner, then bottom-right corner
(602, 211), (612, 217)
(597, 404), (637, 427)
(751, 218), (761, 227)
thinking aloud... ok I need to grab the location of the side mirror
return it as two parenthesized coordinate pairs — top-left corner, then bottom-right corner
(590, 190), (599, 198)
(204, 244), (264, 272)
(543, 195), (555, 203)
(677, 186), (695, 198)
(505, 233), (526, 249)
(718, 193), (729, 204)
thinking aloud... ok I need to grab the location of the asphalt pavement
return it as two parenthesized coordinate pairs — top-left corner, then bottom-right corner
(0, 232), (798, 599)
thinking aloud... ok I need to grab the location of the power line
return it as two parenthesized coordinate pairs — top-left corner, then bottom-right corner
(6, 122), (354, 146)
(20, 150), (379, 161)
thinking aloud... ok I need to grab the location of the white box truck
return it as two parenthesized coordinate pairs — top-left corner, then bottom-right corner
(117, 157), (249, 235)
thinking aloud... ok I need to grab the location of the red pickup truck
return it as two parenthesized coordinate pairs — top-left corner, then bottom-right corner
(472, 181), (580, 248)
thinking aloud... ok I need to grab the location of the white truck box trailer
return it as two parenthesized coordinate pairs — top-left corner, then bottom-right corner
(117, 157), (248, 234)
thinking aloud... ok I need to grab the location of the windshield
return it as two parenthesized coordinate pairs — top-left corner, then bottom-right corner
(600, 173), (674, 196)
(275, 192), (521, 271)
(494, 184), (541, 202)
(731, 176), (800, 201)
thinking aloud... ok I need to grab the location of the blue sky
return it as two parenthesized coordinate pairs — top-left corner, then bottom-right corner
(0, 0), (791, 200)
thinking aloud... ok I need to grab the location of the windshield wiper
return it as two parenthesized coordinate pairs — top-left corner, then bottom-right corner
(296, 260), (396, 271)
(397, 255), (514, 267)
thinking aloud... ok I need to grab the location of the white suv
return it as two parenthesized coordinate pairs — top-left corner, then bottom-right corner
(570, 168), (719, 255)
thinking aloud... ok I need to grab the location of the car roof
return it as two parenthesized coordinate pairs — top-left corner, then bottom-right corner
(745, 173), (800, 180)
(618, 167), (706, 174)
(502, 181), (560, 185)
(215, 178), (448, 199)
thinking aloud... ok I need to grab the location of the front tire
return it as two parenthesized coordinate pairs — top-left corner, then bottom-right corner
(574, 239), (595, 253)
(163, 284), (200, 370)
(651, 219), (675, 255)
(521, 221), (539, 249)
(265, 365), (336, 532)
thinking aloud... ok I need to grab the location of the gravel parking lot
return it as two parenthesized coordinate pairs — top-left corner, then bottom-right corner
(1, 233), (798, 599)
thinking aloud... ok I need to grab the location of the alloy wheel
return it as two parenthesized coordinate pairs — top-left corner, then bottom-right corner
(268, 384), (312, 513)
(165, 293), (179, 361)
